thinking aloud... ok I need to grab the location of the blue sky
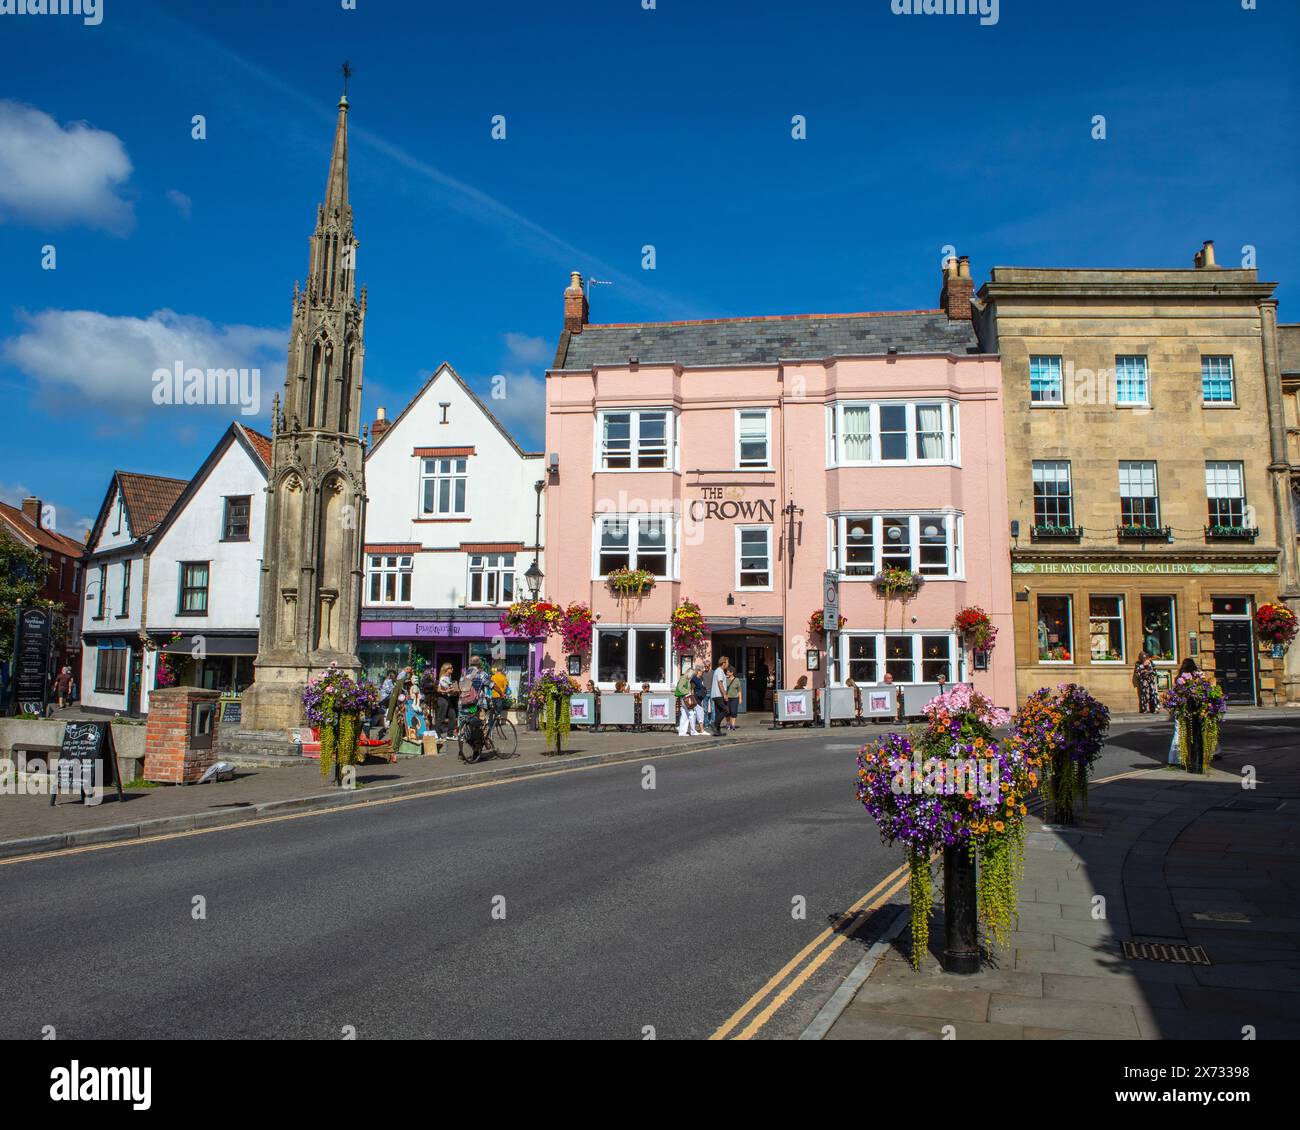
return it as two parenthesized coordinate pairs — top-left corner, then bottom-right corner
(1, 0), (1296, 538)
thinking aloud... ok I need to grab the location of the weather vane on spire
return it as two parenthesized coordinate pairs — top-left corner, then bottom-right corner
(339, 60), (354, 96)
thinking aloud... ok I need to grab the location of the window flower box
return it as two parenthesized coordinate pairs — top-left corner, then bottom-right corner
(1117, 525), (1173, 543)
(1204, 525), (1258, 543)
(1030, 525), (1082, 543)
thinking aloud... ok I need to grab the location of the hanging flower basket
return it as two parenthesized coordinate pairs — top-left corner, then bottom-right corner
(302, 663), (381, 781)
(856, 686), (1028, 970)
(559, 602), (594, 657)
(1009, 683), (1109, 825)
(1161, 672), (1227, 773)
(671, 599), (708, 653)
(872, 567), (924, 599)
(153, 631), (184, 688)
(607, 567), (655, 600)
(1255, 603), (1297, 650)
(807, 610), (847, 638)
(499, 599), (562, 639)
(953, 606), (998, 654)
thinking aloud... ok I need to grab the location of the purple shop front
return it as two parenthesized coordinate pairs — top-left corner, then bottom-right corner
(357, 619), (544, 693)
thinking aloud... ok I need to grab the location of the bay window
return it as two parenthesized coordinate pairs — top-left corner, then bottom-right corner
(826, 401), (960, 465)
(829, 513), (963, 579)
(598, 409), (676, 470)
(839, 633), (960, 685)
(595, 515), (674, 578)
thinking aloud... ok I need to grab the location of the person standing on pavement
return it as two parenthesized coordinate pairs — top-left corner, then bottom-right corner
(690, 662), (707, 735)
(710, 656), (729, 736)
(1133, 651), (1158, 714)
(675, 666), (699, 736)
(436, 662), (457, 739)
(53, 666), (73, 709)
(724, 658), (742, 732)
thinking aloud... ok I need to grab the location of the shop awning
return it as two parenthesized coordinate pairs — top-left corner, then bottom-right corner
(156, 634), (259, 656)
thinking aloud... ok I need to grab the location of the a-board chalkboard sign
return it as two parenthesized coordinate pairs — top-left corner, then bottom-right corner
(52, 720), (124, 805)
(220, 698), (242, 725)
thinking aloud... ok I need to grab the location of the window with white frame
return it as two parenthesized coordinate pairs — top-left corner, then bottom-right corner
(468, 553), (516, 606)
(1205, 461), (1247, 527)
(598, 409), (674, 470)
(826, 401), (960, 465)
(1089, 596), (1126, 663)
(1114, 356), (1149, 406)
(368, 555), (413, 603)
(595, 515), (673, 577)
(1119, 461), (1160, 528)
(594, 627), (669, 686)
(1032, 461), (1074, 528)
(737, 526), (772, 589)
(840, 633), (957, 684)
(829, 514), (962, 579)
(420, 458), (467, 516)
(736, 409), (771, 468)
(1201, 356), (1235, 404)
(1030, 356), (1064, 404)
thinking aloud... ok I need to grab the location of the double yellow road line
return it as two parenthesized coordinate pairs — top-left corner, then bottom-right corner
(709, 864), (911, 1040)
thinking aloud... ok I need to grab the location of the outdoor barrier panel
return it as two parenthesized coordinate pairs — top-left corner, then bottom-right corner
(901, 683), (969, 718)
(774, 689), (813, 723)
(861, 686), (898, 718)
(641, 694), (676, 727)
(598, 693), (636, 727)
(825, 686), (858, 721)
(568, 693), (596, 726)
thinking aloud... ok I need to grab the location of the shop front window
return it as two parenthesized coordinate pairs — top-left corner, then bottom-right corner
(920, 635), (953, 683)
(884, 636), (914, 683)
(1089, 596), (1126, 663)
(1140, 596), (1176, 662)
(1037, 595), (1073, 662)
(595, 627), (669, 686)
(845, 636), (877, 683)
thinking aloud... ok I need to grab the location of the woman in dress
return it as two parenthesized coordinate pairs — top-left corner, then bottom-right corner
(1133, 650), (1159, 714)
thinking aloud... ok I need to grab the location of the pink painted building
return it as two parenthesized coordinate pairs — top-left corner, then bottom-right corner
(543, 260), (1015, 712)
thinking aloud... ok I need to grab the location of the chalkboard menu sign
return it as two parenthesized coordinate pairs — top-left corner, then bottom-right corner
(14, 606), (51, 716)
(220, 698), (242, 724)
(52, 720), (123, 804)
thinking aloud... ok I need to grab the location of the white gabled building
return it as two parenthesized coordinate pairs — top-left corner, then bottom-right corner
(78, 423), (271, 716)
(360, 362), (545, 695)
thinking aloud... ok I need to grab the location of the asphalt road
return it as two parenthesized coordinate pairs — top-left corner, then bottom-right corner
(0, 731), (906, 1040)
(2, 713), (1281, 1040)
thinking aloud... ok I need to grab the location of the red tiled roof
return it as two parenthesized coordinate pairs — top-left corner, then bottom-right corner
(238, 424), (273, 469)
(117, 472), (188, 537)
(0, 501), (85, 557)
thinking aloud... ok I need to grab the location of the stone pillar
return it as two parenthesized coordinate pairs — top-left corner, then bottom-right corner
(144, 687), (221, 783)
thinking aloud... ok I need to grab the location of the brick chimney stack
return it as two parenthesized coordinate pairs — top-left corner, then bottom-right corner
(370, 406), (390, 444)
(564, 270), (589, 334)
(21, 497), (43, 529)
(941, 255), (974, 321)
(1194, 240), (1219, 269)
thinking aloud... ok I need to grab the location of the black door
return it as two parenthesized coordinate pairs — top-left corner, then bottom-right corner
(1213, 621), (1257, 704)
(127, 649), (143, 715)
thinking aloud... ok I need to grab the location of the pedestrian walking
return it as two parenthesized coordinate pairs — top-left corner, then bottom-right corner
(690, 662), (707, 734)
(724, 657), (742, 732)
(53, 666), (73, 708)
(675, 667), (699, 736)
(1133, 651), (1158, 714)
(710, 656), (729, 736)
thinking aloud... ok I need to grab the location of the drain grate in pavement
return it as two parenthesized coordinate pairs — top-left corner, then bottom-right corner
(1122, 941), (1211, 965)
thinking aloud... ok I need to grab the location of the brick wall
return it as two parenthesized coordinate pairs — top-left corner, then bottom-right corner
(143, 687), (221, 784)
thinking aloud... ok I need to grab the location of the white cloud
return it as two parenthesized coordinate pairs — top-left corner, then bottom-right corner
(504, 332), (551, 367)
(0, 481), (93, 540)
(166, 188), (192, 219)
(0, 100), (134, 234)
(482, 370), (545, 450)
(3, 307), (285, 418)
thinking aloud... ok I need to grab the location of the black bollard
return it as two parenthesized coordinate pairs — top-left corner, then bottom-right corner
(1187, 713), (1204, 774)
(942, 843), (980, 974)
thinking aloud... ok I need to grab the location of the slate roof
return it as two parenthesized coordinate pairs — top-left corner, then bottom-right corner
(1279, 324), (1300, 376)
(555, 310), (982, 370)
(117, 472), (188, 538)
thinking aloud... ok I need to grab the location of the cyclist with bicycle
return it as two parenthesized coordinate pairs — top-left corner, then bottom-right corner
(456, 656), (492, 762)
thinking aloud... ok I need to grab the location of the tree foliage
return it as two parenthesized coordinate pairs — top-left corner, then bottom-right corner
(0, 527), (50, 658)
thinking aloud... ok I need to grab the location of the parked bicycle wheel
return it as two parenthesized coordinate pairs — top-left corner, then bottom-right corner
(457, 712), (482, 763)
(492, 716), (518, 758)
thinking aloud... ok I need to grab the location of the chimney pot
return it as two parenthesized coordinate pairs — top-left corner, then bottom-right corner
(940, 254), (974, 322)
(370, 406), (391, 443)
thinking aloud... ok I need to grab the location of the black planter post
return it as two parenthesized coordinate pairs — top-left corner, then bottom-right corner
(1187, 712), (1204, 774)
(942, 843), (980, 974)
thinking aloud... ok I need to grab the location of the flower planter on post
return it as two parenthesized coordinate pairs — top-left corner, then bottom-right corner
(1186, 714), (1205, 774)
(1010, 684), (1109, 827)
(942, 843), (980, 974)
(301, 664), (379, 784)
(1161, 672), (1225, 775)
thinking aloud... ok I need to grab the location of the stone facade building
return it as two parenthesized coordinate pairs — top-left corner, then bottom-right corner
(977, 243), (1292, 709)
(240, 91), (368, 732)
(1277, 322), (1300, 700)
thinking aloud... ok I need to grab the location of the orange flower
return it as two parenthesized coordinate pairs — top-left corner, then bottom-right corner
(993, 820), (1005, 832)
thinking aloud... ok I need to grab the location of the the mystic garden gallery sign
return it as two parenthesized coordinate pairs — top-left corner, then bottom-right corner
(1012, 561), (1278, 576)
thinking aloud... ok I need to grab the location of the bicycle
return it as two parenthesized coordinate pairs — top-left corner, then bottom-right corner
(456, 704), (491, 764)
(488, 698), (518, 759)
